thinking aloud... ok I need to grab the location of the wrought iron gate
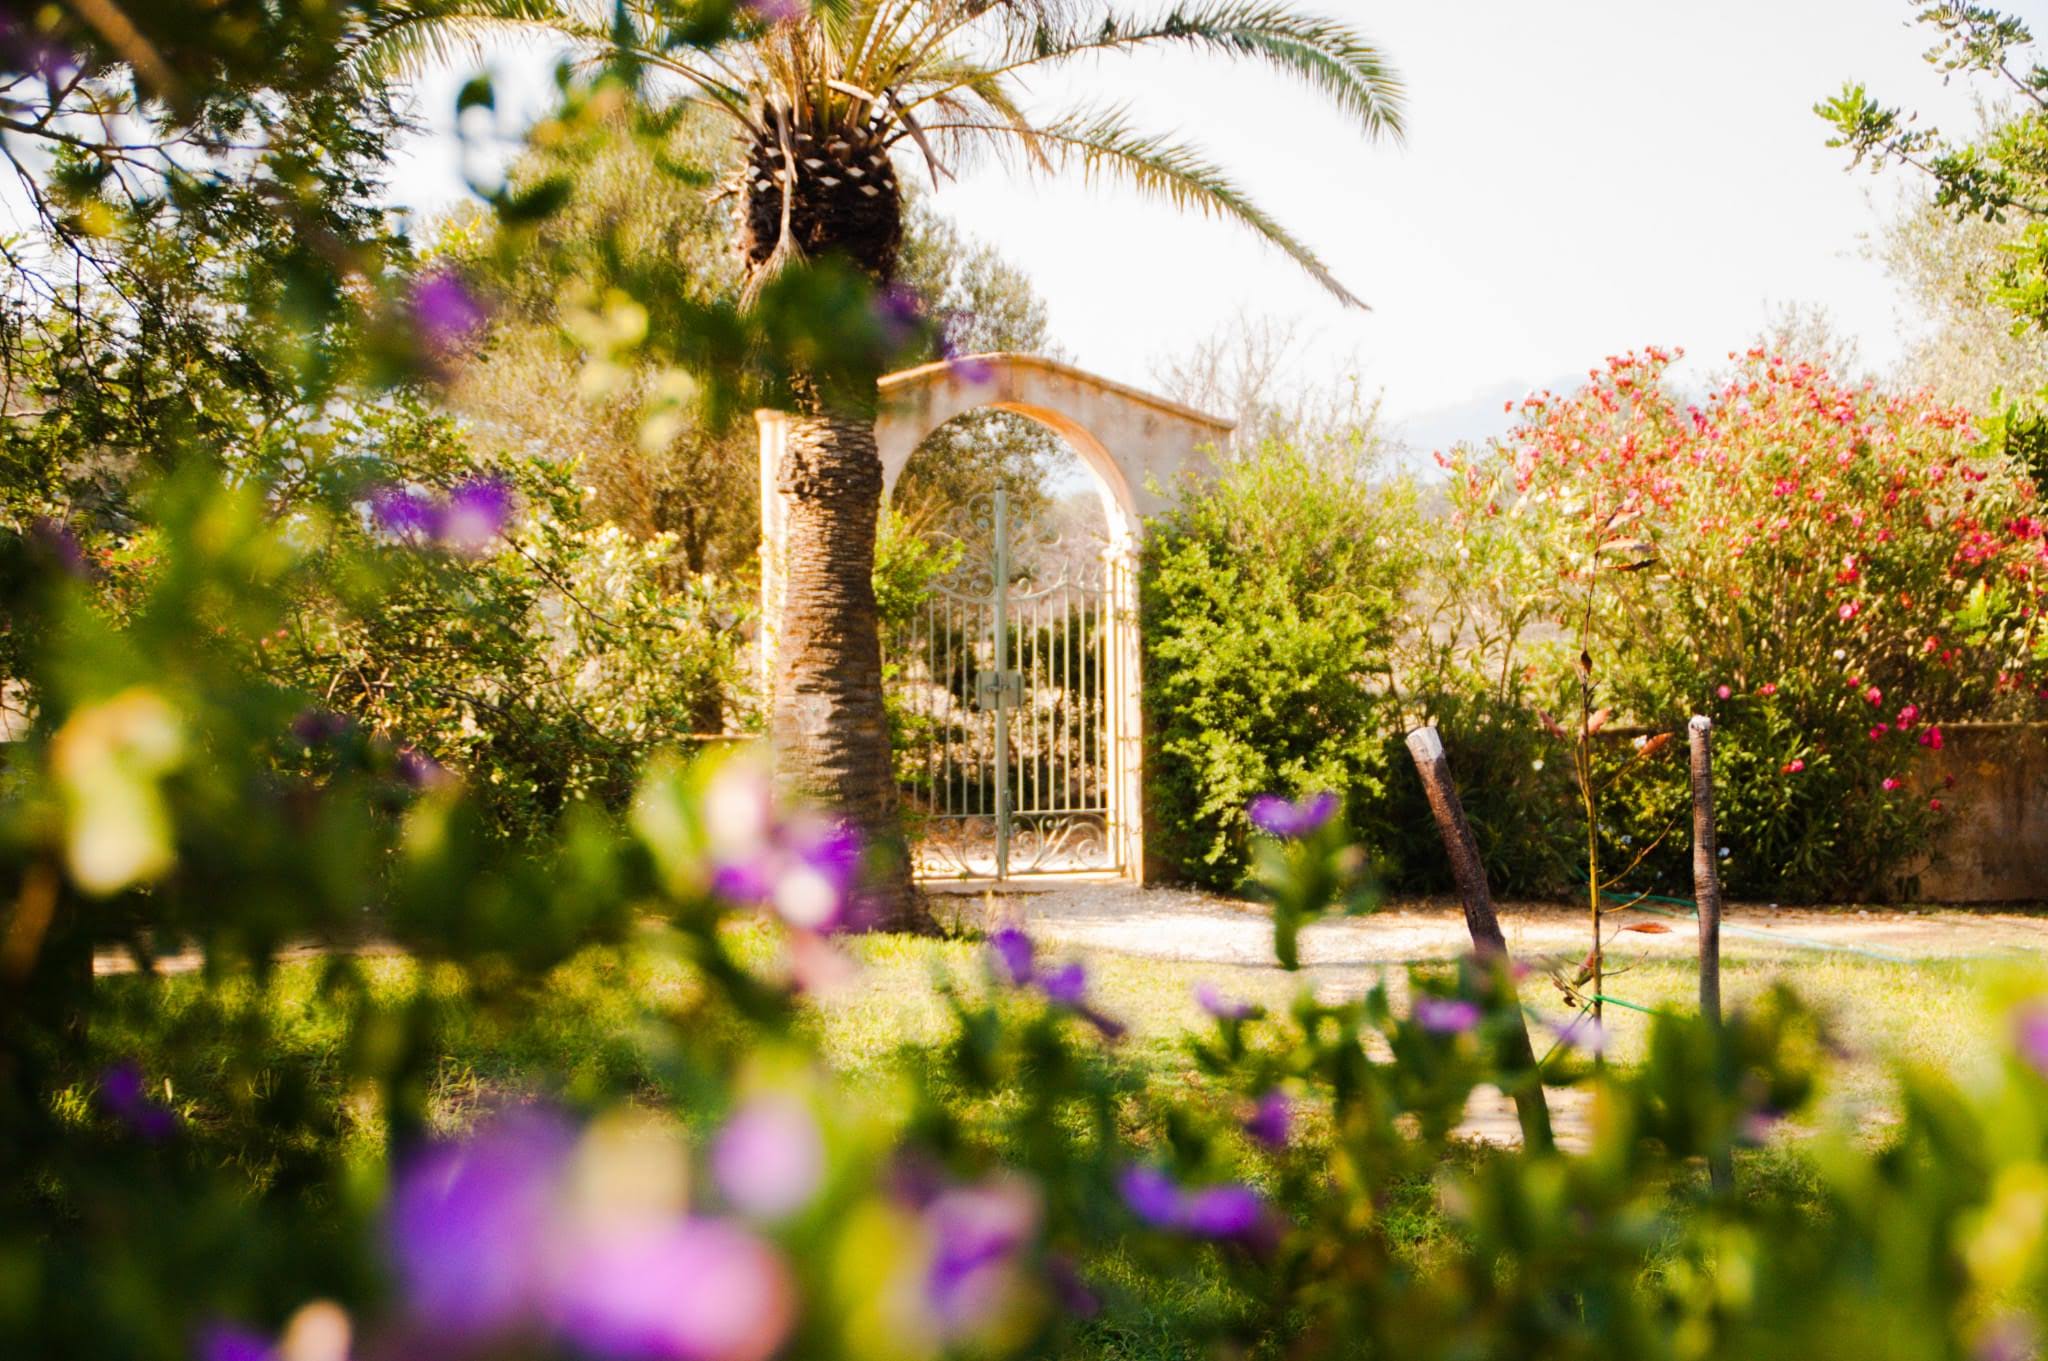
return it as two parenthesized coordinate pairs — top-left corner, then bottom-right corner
(891, 488), (1124, 879)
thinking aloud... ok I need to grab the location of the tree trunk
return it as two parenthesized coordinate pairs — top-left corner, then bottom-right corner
(769, 397), (923, 929)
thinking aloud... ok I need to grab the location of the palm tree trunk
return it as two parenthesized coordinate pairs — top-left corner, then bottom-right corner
(769, 396), (922, 929)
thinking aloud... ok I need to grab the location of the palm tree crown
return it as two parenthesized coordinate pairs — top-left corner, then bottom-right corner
(373, 0), (1404, 302)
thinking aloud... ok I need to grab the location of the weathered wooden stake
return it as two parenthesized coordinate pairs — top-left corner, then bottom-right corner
(1688, 715), (1734, 1192)
(1405, 726), (1554, 1152)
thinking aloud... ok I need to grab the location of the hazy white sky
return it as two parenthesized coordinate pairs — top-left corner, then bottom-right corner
(387, 0), (2048, 457)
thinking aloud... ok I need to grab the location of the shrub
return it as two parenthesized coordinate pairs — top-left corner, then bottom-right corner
(1140, 443), (1414, 888)
(1440, 346), (2046, 898)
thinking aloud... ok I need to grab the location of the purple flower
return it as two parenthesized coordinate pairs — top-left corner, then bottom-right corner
(2017, 1002), (2048, 1077)
(27, 517), (88, 578)
(1246, 792), (1339, 839)
(1035, 961), (1088, 1007)
(1045, 1254), (1101, 1320)
(772, 819), (861, 930)
(1414, 996), (1481, 1035)
(98, 1062), (178, 1141)
(386, 1107), (575, 1338)
(413, 271), (488, 351)
(711, 1095), (824, 1222)
(1116, 1165), (1183, 1228)
(548, 1217), (794, 1361)
(290, 708), (352, 748)
(1118, 1165), (1269, 1241)
(1974, 1314), (2038, 1361)
(986, 927), (1122, 1037)
(1194, 982), (1257, 1021)
(947, 354), (996, 384)
(701, 759), (863, 933)
(1553, 1014), (1608, 1056)
(1243, 1090), (1292, 1149)
(396, 745), (452, 790)
(1180, 1184), (1266, 1239)
(987, 928), (1035, 987)
(872, 283), (923, 350)
(194, 1321), (272, 1361)
(922, 1180), (1041, 1333)
(739, 0), (808, 23)
(370, 484), (442, 540)
(441, 476), (516, 554)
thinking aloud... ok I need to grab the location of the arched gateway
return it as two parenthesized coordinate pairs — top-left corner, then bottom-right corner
(758, 353), (1230, 883)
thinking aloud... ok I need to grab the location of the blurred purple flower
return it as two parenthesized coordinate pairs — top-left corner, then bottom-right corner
(1553, 1014), (1608, 1056)
(548, 1217), (794, 1361)
(386, 1107), (575, 1339)
(987, 928), (1035, 986)
(193, 1321), (273, 1361)
(99, 1061), (178, 1141)
(711, 1095), (825, 1222)
(771, 820), (861, 931)
(1036, 961), (1088, 1007)
(27, 517), (88, 578)
(396, 745), (452, 791)
(985, 927), (1122, 1036)
(1247, 792), (1338, 839)
(923, 1180), (1041, 1333)
(1243, 1090), (1291, 1150)
(1180, 1184), (1266, 1239)
(413, 271), (488, 351)
(2015, 1001), (2048, 1078)
(1193, 982), (1257, 1021)
(290, 708), (352, 748)
(1974, 1314), (2038, 1361)
(1116, 1165), (1182, 1228)
(1414, 996), (1481, 1035)
(1045, 1254), (1100, 1320)
(872, 283), (923, 351)
(1119, 1165), (1269, 1242)
(740, 0), (808, 23)
(441, 476), (516, 555)
(370, 485), (443, 541)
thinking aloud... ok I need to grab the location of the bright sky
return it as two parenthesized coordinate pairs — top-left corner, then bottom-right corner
(386, 0), (2048, 459)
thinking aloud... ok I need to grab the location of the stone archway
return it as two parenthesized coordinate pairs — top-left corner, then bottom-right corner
(757, 353), (1232, 881)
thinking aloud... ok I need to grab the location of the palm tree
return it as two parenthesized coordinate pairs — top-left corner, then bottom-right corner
(377, 0), (1404, 926)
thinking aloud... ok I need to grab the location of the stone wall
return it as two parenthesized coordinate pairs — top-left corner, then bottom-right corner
(1904, 723), (2048, 903)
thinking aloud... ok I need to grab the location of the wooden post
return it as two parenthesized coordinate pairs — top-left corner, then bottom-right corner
(1687, 715), (1734, 1192)
(1405, 726), (1554, 1152)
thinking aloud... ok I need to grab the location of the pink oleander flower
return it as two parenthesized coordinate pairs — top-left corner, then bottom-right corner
(1781, 759), (1806, 774)
(1881, 777), (1902, 791)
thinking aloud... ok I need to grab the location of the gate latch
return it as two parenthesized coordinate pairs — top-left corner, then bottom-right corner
(976, 669), (1024, 708)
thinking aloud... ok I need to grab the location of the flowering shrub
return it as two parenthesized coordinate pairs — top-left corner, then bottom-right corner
(1440, 347), (2046, 896)
(24, 474), (2048, 1361)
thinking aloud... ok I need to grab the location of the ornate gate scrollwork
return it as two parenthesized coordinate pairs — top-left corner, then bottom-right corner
(889, 488), (1124, 879)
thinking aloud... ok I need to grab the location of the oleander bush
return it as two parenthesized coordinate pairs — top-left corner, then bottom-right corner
(1439, 347), (2046, 899)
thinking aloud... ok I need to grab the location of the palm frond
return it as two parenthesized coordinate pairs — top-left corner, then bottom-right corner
(925, 104), (1367, 307)
(351, 0), (605, 81)
(902, 1), (1405, 143)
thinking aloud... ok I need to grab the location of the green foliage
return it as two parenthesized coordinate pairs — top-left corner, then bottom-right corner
(1140, 443), (1412, 888)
